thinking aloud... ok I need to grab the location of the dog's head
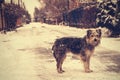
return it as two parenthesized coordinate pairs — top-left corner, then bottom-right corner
(86, 29), (102, 46)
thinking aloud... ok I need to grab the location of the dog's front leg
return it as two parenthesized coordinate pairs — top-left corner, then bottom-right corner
(83, 56), (93, 73)
(83, 51), (93, 73)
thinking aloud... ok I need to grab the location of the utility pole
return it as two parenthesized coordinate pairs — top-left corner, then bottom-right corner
(0, 0), (5, 30)
(67, 0), (69, 10)
(10, 0), (13, 4)
(18, 0), (20, 6)
(18, 0), (22, 7)
(22, 2), (26, 10)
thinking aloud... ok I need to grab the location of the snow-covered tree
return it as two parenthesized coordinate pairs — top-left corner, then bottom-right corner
(97, 0), (120, 37)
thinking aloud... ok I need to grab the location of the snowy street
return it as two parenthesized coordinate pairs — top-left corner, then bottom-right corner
(0, 23), (120, 80)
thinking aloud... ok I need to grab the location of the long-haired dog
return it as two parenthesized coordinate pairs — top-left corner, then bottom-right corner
(52, 29), (102, 73)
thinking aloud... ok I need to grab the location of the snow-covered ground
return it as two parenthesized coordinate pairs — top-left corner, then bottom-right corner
(0, 22), (120, 80)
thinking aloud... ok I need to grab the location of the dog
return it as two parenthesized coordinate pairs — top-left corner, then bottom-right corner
(52, 29), (102, 73)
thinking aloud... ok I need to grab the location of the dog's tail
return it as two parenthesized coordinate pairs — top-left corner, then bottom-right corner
(52, 43), (59, 62)
(52, 44), (55, 51)
(52, 44), (57, 58)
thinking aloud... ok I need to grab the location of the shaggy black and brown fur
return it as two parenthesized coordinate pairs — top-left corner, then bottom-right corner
(52, 29), (102, 73)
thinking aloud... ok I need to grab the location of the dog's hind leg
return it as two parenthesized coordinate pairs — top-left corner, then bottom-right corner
(57, 53), (66, 73)
(56, 52), (66, 73)
(60, 54), (66, 73)
(52, 44), (67, 73)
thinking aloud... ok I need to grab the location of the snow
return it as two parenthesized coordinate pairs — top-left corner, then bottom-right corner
(0, 22), (120, 80)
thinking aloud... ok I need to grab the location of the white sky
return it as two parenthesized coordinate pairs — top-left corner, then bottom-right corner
(23, 0), (40, 18)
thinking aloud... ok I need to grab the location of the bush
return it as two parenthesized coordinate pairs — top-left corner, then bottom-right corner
(4, 3), (30, 31)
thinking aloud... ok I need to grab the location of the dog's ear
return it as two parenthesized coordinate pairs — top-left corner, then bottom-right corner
(96, 29), (102, 37)
(87, 29), (92, 38)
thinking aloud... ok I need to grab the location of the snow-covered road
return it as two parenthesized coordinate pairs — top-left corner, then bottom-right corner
(0, 23), (120, 80)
